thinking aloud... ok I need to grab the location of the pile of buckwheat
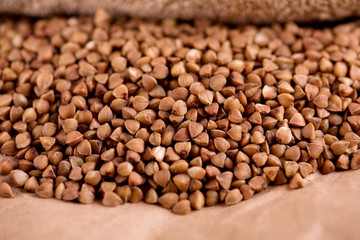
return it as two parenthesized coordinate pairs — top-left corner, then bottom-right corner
(0, 9), (360, 214)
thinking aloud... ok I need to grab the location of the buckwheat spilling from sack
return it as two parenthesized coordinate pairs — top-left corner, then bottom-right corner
(0, 9), (360, 214)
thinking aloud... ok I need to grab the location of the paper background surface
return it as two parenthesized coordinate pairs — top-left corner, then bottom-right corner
(1, 170), (360, 240)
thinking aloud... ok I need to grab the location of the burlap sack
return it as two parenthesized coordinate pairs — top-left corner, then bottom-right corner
(0, 0), (359, 24)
